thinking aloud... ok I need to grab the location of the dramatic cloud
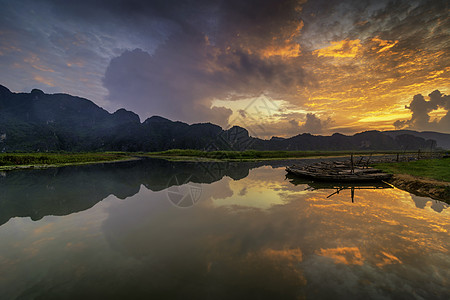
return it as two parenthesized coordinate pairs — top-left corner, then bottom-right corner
(295, 0), (450, 133)
(298, 113), (332, 134)
(394, 90), (450, 132)
(251, 112), (333, 138)
(102, 0), (309, 125)
(0, 0), (449, 134)
(314, 40), (362, 58)
(102, 34), (307, 125)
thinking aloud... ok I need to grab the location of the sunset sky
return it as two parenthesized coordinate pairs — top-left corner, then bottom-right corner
(0, 0), (449, 138)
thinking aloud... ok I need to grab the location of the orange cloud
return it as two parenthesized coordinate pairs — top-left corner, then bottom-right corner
(314, 39), (361, 58)
(295, 35), (450, 133)
(317, 247), (364, 265)
(33, 75), (55, 87)
(24, 54), (55, 72)
(287, 20), (304, 42)
(263, 248), (303, 263)
(261, 43), (301, 58)
(372, 37), (399, 53)
(260, 20), (303, 58)
(376, 251), (402, 267)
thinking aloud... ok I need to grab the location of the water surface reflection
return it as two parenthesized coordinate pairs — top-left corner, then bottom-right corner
(0, 160), (448, 299)
(0, 158), (257, 225)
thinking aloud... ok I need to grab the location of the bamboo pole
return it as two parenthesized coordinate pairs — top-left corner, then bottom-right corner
(350, 154), (354, 174)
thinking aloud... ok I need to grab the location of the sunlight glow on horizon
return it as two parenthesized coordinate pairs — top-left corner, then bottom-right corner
(0, 0), (449, 135)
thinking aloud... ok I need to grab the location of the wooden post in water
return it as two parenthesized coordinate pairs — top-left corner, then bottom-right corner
(417, 149), (421, 160)
(396, 153), (399, 162)
(365, 153), (372, 169)
(350, 154), (354, 174)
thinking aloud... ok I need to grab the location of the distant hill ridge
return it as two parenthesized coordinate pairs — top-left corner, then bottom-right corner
(0, 84), (448, 151)
(383, 130), (450, 150)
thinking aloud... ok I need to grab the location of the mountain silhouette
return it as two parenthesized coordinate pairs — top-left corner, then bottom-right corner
(0, 84), (447, 151)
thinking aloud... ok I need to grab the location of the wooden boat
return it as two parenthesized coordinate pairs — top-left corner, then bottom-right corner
(285, 173), (394, 201)
(286, 161), (392, 182)
(286, 173), (393, 188)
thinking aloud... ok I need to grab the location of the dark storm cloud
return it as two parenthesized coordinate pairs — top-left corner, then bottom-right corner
(98, 0), (308, 124)
(102, 29), (307, 125)
(361, 0), (450, 68)
(301, 0), (449, 44)
(41, 0), (303, 51)
(296, 113), (332, 134)
(298, 0), (388, 49)
(394, 90), (450, 132)
(1, 0), (308, 125)
(102, 44), (234, 126)
(299, 0), (449, 65)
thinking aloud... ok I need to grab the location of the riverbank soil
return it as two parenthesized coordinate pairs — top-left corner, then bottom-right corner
(388, 174), (450, 202)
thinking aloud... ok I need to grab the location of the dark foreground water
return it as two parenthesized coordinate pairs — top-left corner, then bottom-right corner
(0, 159), (449, 299)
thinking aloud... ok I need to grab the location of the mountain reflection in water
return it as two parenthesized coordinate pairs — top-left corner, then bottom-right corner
(0, 159), (449, 299)
(0, 158), (255, 225)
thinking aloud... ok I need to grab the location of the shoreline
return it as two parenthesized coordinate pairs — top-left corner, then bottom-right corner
(0, 156), (141, 172)
(1, 155), (448, 202)
(387, 174), (450, 202)
(141, 154), (351, 162)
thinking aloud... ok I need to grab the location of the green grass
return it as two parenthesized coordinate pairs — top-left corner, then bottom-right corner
(145, 149), (344, 160)
(0, 152), (132, 168)
(374, 158), (450, 182)
(2, 150), (447, 180)
(144, 149), (415, 161)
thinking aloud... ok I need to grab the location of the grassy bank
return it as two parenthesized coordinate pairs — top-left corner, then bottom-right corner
(0, 150), (372, 169)
(145, 149), (403, 161)
(0, 152), (134, 170)
(374, 158), (450, 182)
(374, 158), (450, 201)
(2, 150), (447, 178)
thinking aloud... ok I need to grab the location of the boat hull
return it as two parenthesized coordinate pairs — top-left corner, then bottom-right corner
(286, 166), (392, 182)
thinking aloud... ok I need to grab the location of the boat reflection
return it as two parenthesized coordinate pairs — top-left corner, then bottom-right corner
(286, 173), (393, 202)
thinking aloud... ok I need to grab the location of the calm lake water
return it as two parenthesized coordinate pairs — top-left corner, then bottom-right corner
(0, 158), (449, 299)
